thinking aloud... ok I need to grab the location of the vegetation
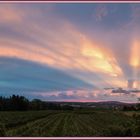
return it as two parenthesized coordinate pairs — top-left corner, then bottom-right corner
(0, 95), (140, 137)
(0, 95), (73, 111)
(0, 110), (139, 137)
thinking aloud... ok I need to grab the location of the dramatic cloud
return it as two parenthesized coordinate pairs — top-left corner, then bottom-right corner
(0, 3), (140, 102)
(0, 4), (125, 88)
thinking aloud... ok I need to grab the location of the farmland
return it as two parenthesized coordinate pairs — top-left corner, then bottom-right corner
(0, 109), (139, 137)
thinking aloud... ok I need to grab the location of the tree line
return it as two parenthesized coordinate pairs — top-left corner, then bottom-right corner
(0, 94), (140, 111)
(0, 95), (73, 111)
(122, 98), (140, 111)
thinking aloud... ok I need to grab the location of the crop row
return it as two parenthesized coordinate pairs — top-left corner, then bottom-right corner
(0, 110), (62, 128)
(6, 111), (134, 136)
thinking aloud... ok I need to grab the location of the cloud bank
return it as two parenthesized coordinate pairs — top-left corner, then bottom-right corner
(0, 3), (140, 102)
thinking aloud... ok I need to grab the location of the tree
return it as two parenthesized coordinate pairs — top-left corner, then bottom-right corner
(0, 95), (29, 111)
(10, 95), (29, 111)
(0, 94), (74, 111)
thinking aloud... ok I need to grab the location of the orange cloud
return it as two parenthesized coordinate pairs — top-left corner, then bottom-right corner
(0, 4), (22, 24)
(0, 4), (125, 88)
(130, 39), (140, 68)
(80, 35), (123, 77)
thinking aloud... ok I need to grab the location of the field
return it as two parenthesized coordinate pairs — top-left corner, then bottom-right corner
(0, 109), (139, 137)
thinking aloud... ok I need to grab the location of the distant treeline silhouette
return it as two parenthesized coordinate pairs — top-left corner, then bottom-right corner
(0, 95), (140, 111)
(0, 95), (73, 111)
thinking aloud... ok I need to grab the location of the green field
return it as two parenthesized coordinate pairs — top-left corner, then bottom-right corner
(0, 110), (139, 137)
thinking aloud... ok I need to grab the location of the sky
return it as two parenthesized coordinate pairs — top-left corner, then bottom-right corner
(0, 3), (140, 102)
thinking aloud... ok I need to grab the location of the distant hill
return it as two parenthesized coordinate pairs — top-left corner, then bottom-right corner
(49, 101), (137, 109)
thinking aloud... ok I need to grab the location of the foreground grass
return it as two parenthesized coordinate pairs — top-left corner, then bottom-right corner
(0, 110), (139, 137)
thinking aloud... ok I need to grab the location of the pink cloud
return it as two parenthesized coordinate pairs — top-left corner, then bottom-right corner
(0, 4), (23, 24)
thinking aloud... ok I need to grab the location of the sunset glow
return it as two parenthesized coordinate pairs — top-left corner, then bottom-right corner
(130, 40), (140, 68)
(0, 3), (140, 102)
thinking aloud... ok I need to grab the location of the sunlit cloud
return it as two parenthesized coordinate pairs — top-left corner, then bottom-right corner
(130, 39), (140, 68)
(0, 16), (124, 88)
(36, 88), (140, 103)
(129, 39), (140, 89)
(0, 3), (140, 102)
